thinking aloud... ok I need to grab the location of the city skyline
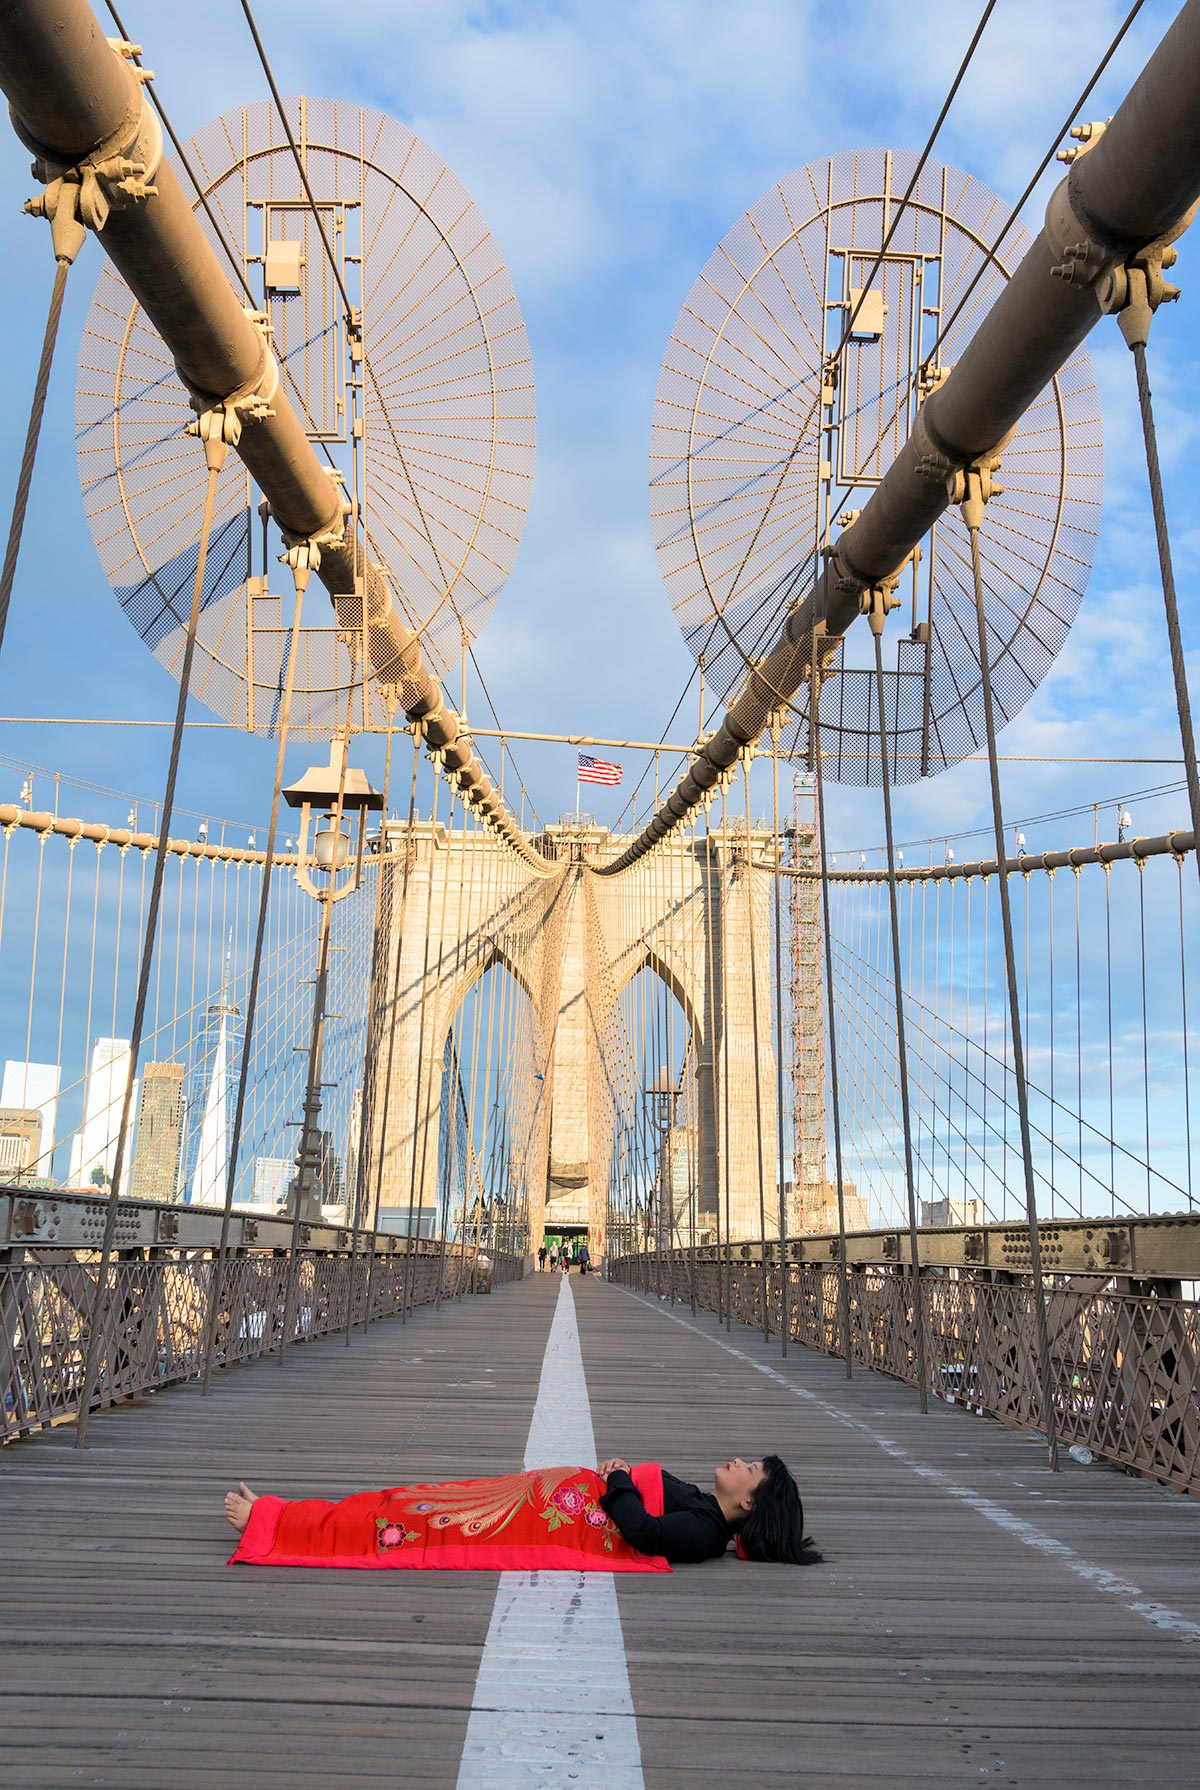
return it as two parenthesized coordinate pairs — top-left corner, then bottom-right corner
(67, 1038), (135, 1191)
(0, 1059), (59, 1178)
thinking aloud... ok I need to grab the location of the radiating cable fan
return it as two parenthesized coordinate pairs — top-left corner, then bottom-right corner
(77, 97), (535, 736)
(649, 149), (1102, 784)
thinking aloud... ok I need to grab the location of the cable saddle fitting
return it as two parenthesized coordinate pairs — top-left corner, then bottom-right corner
(947, 455), (1004, 532)
(181, 308), (280, 456)
(1097, 246), (1182, 351)
(21, 37), (161, 256)
(1046, 115), (1192, 351)
(275, 476), (351, 575)
(858, 576), (901, 638)
(1054, 117), (1110, 166)
(856, 542), (921, 637)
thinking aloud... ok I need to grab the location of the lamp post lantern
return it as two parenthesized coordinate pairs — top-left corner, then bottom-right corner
(276, 741), (381, 1358)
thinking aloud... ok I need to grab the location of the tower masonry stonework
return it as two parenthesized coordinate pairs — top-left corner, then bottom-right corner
(361, 820), (780, 1250)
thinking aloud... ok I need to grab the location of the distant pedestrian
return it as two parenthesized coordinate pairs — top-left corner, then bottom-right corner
(538, 1244), (548, 1271)
(560, 1246), (571, 1273)
(578, 1241), (591, 1276)
(549, 1244), (559, 1271)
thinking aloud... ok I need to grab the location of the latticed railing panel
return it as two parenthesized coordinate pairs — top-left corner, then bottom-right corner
(1, 1246), (523, 1443)
(610, 1254), (1200, 1496)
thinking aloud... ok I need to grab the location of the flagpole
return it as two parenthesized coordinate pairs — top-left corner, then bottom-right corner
(575, 758), (581, 818)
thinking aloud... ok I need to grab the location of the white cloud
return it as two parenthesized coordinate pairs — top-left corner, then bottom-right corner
(0, 0), (1192, 849)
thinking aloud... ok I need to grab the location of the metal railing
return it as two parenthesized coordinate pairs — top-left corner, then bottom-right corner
(610, 1247), (1200, 1497)
(2, 1204), (526, 1443)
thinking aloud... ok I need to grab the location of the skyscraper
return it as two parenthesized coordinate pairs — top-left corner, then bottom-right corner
(181, 958), (244, 1206)
(1, 1061), (60, 1178)
(344, 1083), (364, 1219)
(251, 1156), (292, 1207)
(129, 1062), (186, 1203)
(68, 1039), (136, 1190)
(0, 1108), (45, 1178)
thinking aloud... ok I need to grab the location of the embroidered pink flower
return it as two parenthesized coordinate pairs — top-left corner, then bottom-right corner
(550, 1484), (586, 1516)
(584, 1505), (608, 1529)
(376, 1520), (406, 1550)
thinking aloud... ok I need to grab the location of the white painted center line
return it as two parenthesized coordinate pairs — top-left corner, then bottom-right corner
(456, 1275), (645, 1788)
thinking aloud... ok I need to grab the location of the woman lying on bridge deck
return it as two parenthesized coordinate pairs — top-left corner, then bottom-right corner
(223, 1454), (820, 1572)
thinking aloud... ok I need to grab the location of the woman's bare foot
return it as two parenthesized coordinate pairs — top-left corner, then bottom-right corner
(223, 1480), (260, 1534)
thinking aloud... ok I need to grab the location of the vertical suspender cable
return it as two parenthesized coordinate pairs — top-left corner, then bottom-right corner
(74, 445), (225, 1447)
(702, 795), (724, 1327)
(424, 784), (459, 1310)
(362, 728), (422, 1331)
(201, 573), (306, 1393)
(687, 811), (700, 1315)
(278, 671), (357, 1364)
(966, 515), (1059, 1470)
(719, 780), (734, 1327)
(813, 683), (854, 1375)
(770, 725), (791, 1356)
(870, 610), (930, 1413)
(742, 758), (771, 1341)
(1128, 335), (1200, 889)
(0, 257), (71, 659)
(402, 761), (444, 1318)
(344, 699), (398, 1343)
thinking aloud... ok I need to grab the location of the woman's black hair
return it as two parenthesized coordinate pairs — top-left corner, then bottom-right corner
(736, 1455), (822, 1565)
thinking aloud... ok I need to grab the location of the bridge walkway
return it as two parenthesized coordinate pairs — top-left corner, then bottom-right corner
(2, 1272), (1198, 1787)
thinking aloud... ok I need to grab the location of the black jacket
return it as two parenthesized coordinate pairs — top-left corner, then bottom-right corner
(600, 1467), (733, 1563)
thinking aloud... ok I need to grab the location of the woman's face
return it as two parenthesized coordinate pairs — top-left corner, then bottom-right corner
(713, 1457), (767, 1504)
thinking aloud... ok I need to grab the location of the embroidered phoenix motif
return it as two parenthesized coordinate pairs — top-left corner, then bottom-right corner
(396, 1467), (608, 1540)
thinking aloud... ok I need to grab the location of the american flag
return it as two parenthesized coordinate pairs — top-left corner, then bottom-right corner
(577, 753), (622, 787)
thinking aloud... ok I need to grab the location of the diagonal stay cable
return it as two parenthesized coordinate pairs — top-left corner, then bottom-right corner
(681, 0), (998, 708)
(73, 437), (227, 1447)
(237, 0), (356, 323)
(198, 569), (308, 1393)
(619, 0), (1147, 843)
(613, 3), (999, 835)
(922, 0), (1148, 373)
(112, 0), (498, 793)
(239, 0), (541, 831)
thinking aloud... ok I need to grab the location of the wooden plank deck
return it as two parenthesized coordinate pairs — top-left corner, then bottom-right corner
(2, 1270), (1198, 1787)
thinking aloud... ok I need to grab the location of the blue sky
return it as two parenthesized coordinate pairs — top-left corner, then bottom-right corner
(0, 0), (1195, 855)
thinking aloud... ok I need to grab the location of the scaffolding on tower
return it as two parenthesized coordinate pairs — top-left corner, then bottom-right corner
(789, 774), (826, 1234)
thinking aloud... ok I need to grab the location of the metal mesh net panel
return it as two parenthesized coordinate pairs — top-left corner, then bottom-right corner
(649, 149), (1102, 785)
(76, 97), (536, 735)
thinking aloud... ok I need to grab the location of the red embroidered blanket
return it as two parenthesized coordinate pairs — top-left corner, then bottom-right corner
(229, 1461), (670, 1573)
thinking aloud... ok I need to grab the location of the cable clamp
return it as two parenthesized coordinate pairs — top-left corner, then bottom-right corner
(22, 176), (85, 264)
(21, 69), (162, 239)
(23, 144), (160, 235)
(106, 38), (155, 81)
(858, 575), (902, 638)
(276, 501), (348, 574)
(1096, 245), (1181, 351)
(186, 389), (273, 459)
(916, 363), (952, 405)
(1054, 118), (1109, 166)
(947, 453), (1004, 532)
(184, 319), (279, 448)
